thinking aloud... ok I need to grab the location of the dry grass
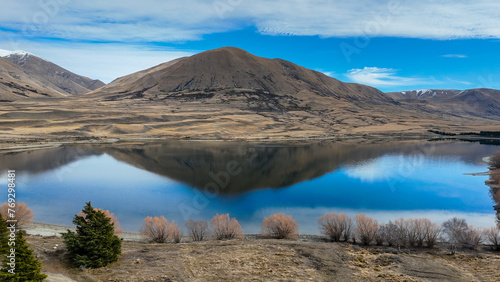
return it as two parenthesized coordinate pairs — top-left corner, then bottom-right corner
(26, 234), (500, 282)
(1, 93), (500, 143)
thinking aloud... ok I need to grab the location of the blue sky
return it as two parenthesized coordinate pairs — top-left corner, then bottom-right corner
(0, 0), (499, 92)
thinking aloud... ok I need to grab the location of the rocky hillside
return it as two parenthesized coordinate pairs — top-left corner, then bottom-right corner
(387, 88), (500, 119)
(0, 57), (67, 100)
(1, 50), (104, 95)
(89, 47), (395, 106)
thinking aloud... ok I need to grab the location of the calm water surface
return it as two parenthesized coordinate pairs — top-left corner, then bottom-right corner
(0, 140), (498, 234)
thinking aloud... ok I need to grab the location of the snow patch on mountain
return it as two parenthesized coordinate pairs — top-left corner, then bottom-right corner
(0, 49), (33, 58)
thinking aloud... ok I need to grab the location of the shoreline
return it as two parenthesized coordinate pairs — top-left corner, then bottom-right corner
(1, 132), (499, 154)
(24, 222), (500, 281)
(25, 222), (327, 243)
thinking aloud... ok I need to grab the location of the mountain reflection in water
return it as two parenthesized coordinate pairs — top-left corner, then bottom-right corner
(0, 140), (498, 233)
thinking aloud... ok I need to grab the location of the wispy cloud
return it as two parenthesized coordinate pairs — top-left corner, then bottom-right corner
(345, 67), (434, 87)
(1, 1), (500, 43)
(319, 71), (337, 78)
(445, 77), (472, 85)
(442, 54), (468, 58)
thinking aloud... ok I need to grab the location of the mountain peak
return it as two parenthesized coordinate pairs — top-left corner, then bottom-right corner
(0, 49), (105, 96)
(202, 46), (251, 56)
(0, 49), (33, 59)
(89, 46), (394, 106)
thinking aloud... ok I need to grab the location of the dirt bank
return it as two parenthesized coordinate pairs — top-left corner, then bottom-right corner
(25, 233), (500, 282)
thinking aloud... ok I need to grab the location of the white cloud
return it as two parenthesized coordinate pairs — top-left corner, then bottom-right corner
(1, 1), (498, 83)
(445, 77), (472, 85)
(443, 54), (468, 58)
(0, 0), (499, 42)
(343, 157), (398, 182)
(345, 67), (434, 87)
(319, 71), (337, 78)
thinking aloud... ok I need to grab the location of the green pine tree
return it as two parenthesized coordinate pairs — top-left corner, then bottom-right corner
(0, 230), (47, 281)
(62, 202), (122, 268)
(0, 214), (8, 255)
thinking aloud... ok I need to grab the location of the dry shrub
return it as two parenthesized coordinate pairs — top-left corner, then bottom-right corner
(442, 217), (482, 250)
(210, 214), (243, 240)
(354, 214), (378, 246)
(378, 222), (397, 246)
(318, 212), (352, 242)
(489, 151), (500, 169)
(374, 229), (385, 246)
(421, 218), (441, 248)
(379, 218), (440, 248)
(185, 220), (209, 241)
(141, 216), (182, 243)
(262, 213), (298, 239)
(393, 218), (409, 247)
(0, 202), (34, 228)
(492, 171), (500, 185)
(78, 208), (122, 234)
(169, 221), (183, 243)
(406, 218), (421, 247)
(141, 216), (169, 243)
(483, 227), (500, 251)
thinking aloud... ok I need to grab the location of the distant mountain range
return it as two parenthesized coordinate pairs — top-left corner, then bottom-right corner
(387, 88), (500, 119)
(0, 47), (499, 139)
(0, 50), (104, 100)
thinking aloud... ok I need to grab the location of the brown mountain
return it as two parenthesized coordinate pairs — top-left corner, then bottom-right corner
(89, 47), (394, 105)
(1, 140), (494, 194)
(1, 50), (104, 95)
(387, 88), (500, 119)
(0, 57), (67, 101)
(81, 47), (414, 138)
(2, 47), (499, 140)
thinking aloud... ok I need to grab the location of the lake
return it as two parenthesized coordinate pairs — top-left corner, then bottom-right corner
(0, 140), (498, 235)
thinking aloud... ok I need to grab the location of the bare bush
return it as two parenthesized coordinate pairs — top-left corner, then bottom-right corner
(343, 216), (353, 242)
(375, 228), (385, 246)
(140, 216), (176, 243)
(262, 213), (298, 239)
(354, 214), (378, 246)
(406, 219), (419, 247)
(489, 151), (500, 169)
(378, 222), (397, 246)
(392, 218), (409, 248)
(462, 227), (483, 250)
(483, 227), (500, 251)
(318, 213), (352, 242)
(442, 217), (482, 251)
(210, 214), (243, 240)
(185, 220), (209, 242)
(78, 208), (122, 234)
(169, 221), (183, 243)
(422, 218), (442, 248)
(421, 218), (441, 248)
(0, 202), (34, 228)
(407, 218), (429, 247)
(378, 218), (440, 249)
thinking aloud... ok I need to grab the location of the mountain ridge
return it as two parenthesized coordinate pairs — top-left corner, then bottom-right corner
(387, 88), (500, 119)
(0, 57), (67, 100)
(0, 49), (105, 96)
(1, 46), (499, 140)
(88, 47), (396, 106)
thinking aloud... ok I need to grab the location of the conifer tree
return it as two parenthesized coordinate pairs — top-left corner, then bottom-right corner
(0, 214), (8, 255)
(62, 202), (122, 268)
(0, 230), (47, 281)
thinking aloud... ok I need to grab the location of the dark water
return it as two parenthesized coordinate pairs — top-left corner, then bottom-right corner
(0, 140), (498, 234)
